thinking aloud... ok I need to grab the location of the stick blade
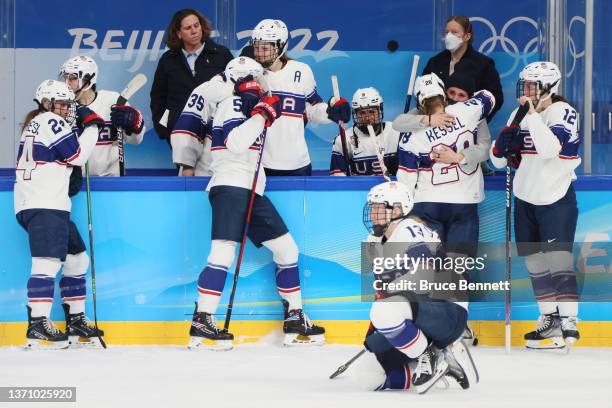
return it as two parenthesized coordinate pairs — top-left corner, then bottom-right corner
(120, 73), (148, 102)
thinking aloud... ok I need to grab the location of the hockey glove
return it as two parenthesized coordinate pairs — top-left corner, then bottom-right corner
(326, 96), (350, 123)
(234, 75), (263, 116)
(110, 105), (144, 135)
(492, 125), (521, 158)
(75, 106), (105, 130)
(251, 95), (281, 128)
(68, 166), (83, 197)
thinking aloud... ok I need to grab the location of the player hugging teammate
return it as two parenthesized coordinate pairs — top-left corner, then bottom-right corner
(490, 61), (581, 351)
(187, 57), (325, 350)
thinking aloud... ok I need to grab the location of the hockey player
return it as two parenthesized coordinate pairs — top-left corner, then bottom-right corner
(330, 87), (401, 176)
(490, 61), (580, 350)
(188, 57), (325, 350)
(363, 181), (478, 393)
(250, 19), (350, 176)
(15, 80), (106, 349)
(170, 74), (229, 176)
(60, 55), (146, 176)
(396, 73), (495, 258)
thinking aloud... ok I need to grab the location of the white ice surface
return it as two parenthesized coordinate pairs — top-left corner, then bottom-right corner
(0, 334), (609, 408)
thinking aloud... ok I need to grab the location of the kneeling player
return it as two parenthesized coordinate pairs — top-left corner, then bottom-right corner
(188, 57), (325, 350)
(362, 182), (478, 393)
(15, 80), (106, 348)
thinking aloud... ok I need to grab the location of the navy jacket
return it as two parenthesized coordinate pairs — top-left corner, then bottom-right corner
(422, 45), (504, 121)
(150, 40), (233, 140)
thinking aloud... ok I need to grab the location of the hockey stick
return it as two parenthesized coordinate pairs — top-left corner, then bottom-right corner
(112, 73), (148, 176)
(223, 82), (272, 332)
(84, 163), (106, 349)
(367, 125), (390, 181)
(329, 349), (366, 379)
(404, 54), (420, 113)
(331, 75), (353, 176)
(504, 102), (530, 353)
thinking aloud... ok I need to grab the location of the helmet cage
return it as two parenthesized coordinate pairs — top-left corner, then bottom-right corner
(352, 104), (384, 133)
(362, 201), (405, 237)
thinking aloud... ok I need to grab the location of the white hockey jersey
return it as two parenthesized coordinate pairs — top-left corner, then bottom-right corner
(14, 112), (98, 213)
(490, 101), (581, 205)
(261, 60), (332, 170)
(397, 90), (495, 204)
(206, 95), (267, 195)
(86, 90), (145, 176)
(330, 122), (401, 176)
(171, 74), (234, 176)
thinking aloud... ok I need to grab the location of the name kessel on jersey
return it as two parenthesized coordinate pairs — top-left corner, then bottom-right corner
(425, 117), (466, 143)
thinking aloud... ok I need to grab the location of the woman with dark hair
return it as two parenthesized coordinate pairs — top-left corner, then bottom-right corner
(421, 15), (503, 122)
(150, 9), (233, 175)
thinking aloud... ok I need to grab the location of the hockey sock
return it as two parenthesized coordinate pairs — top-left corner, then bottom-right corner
(263, 234), (302, 310)
(370, 298), (427, 358)
(60, 252), (89, 315)
(525, 253), (557, 315)
(28, 257), (62, 318)
(275, 263), (302, 310)
(545, 251), (579, 317)
(375, 349), (411, 390)
(197, 240), (236, 314)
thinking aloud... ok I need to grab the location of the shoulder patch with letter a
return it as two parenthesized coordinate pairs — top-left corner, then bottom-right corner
(294, 70), (302, 83)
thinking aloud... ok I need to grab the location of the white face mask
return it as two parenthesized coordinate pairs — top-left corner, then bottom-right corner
(444, 32), (463, 52)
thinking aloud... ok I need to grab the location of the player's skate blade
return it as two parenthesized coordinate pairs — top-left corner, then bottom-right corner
(283, 333), (325, 347)
(525, 337), (565, 351)
(282, 308), (325, 346)
(68, 335), (105, 349)
(188, 336), (233, 351)
(25, 339), (69, 350)
(445, 339), (479, 389)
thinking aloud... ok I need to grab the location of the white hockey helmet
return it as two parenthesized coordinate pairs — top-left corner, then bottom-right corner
(251, 19), (289, 68)
(35, 79), (75, 106)
(60, 55), (98, 94)
(352, 87), (384, 130)
(414, 73), (446, 109)
(517, 61), (561, 100)
(363, 181), (414, 236)
(224, 56), (264, 83)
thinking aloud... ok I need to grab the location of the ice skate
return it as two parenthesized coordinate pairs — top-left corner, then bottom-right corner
(282, 306), (325, 347)
(62, 304), (105, 348)
(411, 344), (449, 394)
(188, 303), (233, 351)
(561, 316), (580, 353)
(25, 306), (69, 350)
(525, 312), (565, 350)
(444, 339), (479, 389)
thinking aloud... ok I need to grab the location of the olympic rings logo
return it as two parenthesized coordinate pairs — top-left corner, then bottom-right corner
(469, 16), (584, 78)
